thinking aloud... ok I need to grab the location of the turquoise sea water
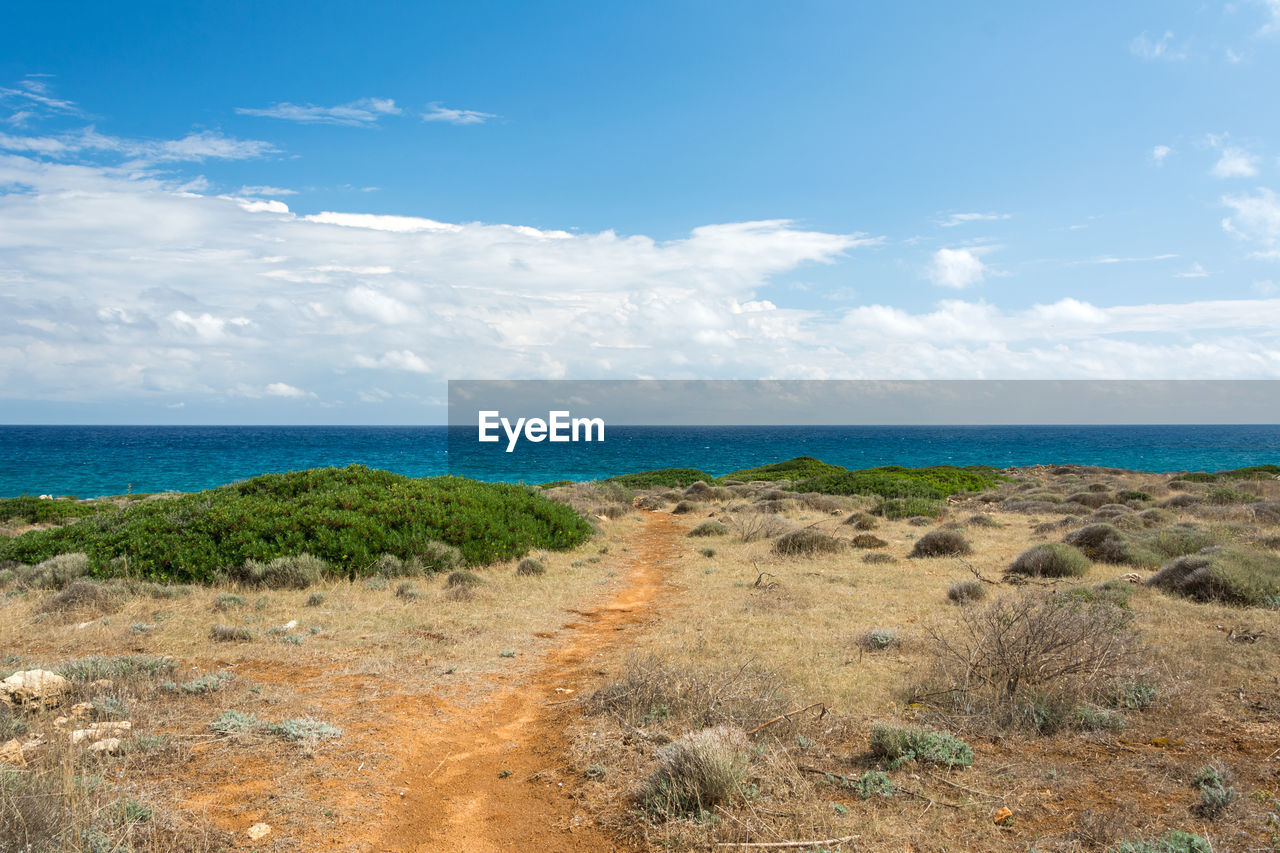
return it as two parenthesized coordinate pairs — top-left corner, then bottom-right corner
(1, 424), (1279, 498)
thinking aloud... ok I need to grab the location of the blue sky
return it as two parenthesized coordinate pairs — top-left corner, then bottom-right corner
(2, 1), (1280, 423)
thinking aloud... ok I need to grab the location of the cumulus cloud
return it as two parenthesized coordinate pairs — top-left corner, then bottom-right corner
(235, 98), (402, 126)
(1211, 146), (1261, 178)
(928, 247), (994, 288)
(265, 382), (315, 398)
(1222, 187), (1280, 247)
(1151, 144), (1172, 165)
(421, 103), (497, 125)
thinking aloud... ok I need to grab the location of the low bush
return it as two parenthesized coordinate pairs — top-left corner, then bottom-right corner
(859, 628), (899, 650)
(869, 724), (973, 768)
(37, 579), (116, 614)
(1068, 491), (1115, 509)
(446, 570), (484, 588)
(842, 512), (878, 530)
(209, 625), (252, 643)
(687, 520), (728, 537)
(1146, 548), (1280, 607)
(57, 654), (176, 682)
(947, 580), (988, 605)
(863, 552), (895, 564)
(226, 553), (326, 589)
(515, 557), (546, 576)
(1190, 762), (1236, 817)
(1204, 486), (1261, 506)
(1008, 543), (1090, 578)
(850, 534), (888, 549)
(671, 500), (699, 515)
(641, 725), (750, 817)
(925, 592), (1139, 731)
(909, 530), (971, 558)
(0, 495), (112, 525)
(773, 529), (845, 557)
(267, 717), (343, 741)
(723, 456), (845, 483)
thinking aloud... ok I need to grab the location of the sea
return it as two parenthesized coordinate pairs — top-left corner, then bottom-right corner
(1, 424), (1279, 498)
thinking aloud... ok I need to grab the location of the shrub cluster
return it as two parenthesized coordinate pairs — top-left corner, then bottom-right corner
(0, 466), (591, 583)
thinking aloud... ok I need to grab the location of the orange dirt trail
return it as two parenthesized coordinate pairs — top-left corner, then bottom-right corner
(374, 511), (682, 852)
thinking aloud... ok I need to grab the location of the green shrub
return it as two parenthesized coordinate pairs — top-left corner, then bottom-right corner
(57, 654), (176, 682)
(873, 498), (945, 520)
(860, 628), (899, 650)
(1147, 548), (1280, 607)
(267, 717), (342, 741)
(798, 465), (1004, 500)
(37, 579), (116, 614)
(1008, 543), (1090, 578)
(1204, 486), (1261, 506)
(207, 709), (259, 735)
(179, 672), (234, 694)
(1190, 763), (1236, 817)
(606, 468), (715, 489)
(909, 529), (971, 558)
(723, 456), (846, 483)
(842, 512), (878, 530)
(227, 553), (326, 589)
(687, 520), (728, 537)
(0, 466), (591, 582)
(1117, 490), (1152, 502)
(18, 552), (90, 589)
(305, 591), (326, 607)
(851, 534), (888, 549)
(1107, 679), (1160, 710)
(1110, 830), (1211, 853)
(869, 724), (973, 768)
(0, 496), (113, 525)
(641, 725), (749, 816)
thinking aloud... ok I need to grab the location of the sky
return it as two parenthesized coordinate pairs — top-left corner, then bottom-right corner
(2, 0), (1280, 424)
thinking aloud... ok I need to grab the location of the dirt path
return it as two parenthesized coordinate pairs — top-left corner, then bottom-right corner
(373, 511), (682, 852)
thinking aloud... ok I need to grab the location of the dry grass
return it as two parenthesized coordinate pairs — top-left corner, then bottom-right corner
(567, 467), (1280, 851)
(0, 513), (645, 851)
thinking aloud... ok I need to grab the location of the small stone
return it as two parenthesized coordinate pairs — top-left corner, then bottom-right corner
(53, 716), (69, 728)
(70, 721), (132, 745)
(246, 823), (271, 841)
(0, 738), (26, 766)
(87, 737), (122, 755)
(284, 620), (297, 630)
(993, 806), (1013, 824)
(70, 701), (96, 719)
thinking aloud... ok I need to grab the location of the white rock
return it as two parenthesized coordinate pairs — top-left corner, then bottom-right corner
(87, 737), (122, 755)
(1, 670), (70, 709)
(70, 701), (96, 719)
(0, 738), (25, 766)
(70, 721), (132, 745)
(246, 823), (271, 841)
(284, 620), (297, 630)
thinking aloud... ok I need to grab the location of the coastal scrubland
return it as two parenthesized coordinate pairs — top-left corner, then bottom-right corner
(1, 460), (1278, 851)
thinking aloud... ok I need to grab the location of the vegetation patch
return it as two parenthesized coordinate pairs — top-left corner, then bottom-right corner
(605, 468), (715, 489)
(1008, 543), (1090, 578)
(0, 495), (115, 525)
(641, 725), (750, 817)
(797, 465), (1004, 500)
(869, 723), (973, 768)
(0, 466), (592, 582)
(909, 529), (971, 558)
(773, 529), (845, 557)
(1147, 548), (1280, 607)
(873, 497), (945, 520)
(687, 520), (728, 537)
(722, 456), (846, 483)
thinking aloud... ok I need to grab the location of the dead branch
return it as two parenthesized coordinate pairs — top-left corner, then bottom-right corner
(745, 702), (826, 735)
(714, 836), (859, 849)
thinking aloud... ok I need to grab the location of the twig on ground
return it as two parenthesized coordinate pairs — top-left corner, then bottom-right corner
(746, 702), (826, 735)
(714, 836), (859, 849)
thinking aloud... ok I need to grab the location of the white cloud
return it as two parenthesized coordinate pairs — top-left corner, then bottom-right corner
(1211, 146), (1261, 178)
(265, 382), (315, 399)
(0, 126), (276, 164)
(1085, 253), (1178, 265)
(1175, 262), (1210, 278)
(1222, 187), (1280, 246)
(1152, 144), (1172, 165)
(927, 247), (994, 288)
(238, 185), (297, 197)
(1130, 31), (1186, 61)
(421, 103), (497, 125)
(939, 212), (1011, 227)
(1257, 0), (1280, 33)
(235, 98), (401, 126)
